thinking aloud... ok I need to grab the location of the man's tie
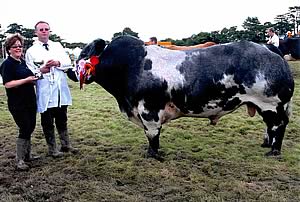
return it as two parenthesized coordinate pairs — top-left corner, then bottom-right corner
(43, 43), (49, 51)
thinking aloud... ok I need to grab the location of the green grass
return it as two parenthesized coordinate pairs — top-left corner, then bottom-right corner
(0, 62), (299, 202)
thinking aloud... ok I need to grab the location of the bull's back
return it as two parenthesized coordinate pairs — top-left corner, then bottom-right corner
(175, 41), (293, 116)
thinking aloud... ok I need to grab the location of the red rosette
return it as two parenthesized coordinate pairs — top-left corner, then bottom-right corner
(90, 56), (99, 66)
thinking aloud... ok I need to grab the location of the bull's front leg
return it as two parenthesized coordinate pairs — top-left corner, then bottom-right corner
(261, 128), (272, 148)
(145, 127), (162, 160)
(137, 113), (163, 160)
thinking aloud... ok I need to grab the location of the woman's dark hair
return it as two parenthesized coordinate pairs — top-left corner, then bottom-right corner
(4, 33), (24, 55)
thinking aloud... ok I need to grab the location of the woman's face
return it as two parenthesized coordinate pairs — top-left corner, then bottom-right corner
(9, 40), (23, 59)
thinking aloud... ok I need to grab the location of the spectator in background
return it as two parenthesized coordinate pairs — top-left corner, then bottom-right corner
(149, 37), (158, 45)
(25, 21), (79, 158)
(266, 27), (279, 47)
(0, 33), (39, 171)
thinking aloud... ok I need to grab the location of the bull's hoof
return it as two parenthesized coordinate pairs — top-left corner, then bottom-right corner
(265, 149), (281, 156)
(261, 141), (271, 148)
(146, 149), (164, 162)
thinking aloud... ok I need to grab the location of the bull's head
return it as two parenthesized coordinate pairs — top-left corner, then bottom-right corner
(67, 38), (106, 89)
(77, 56), (99, 89)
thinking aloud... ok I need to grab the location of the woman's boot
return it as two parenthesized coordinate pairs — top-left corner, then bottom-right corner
(24, 140), (41, 162)
(16, 138), (30, 171)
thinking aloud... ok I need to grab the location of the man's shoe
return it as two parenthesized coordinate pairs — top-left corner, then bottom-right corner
(48, 150), (64, 158)
(25, 154), (41, 162)
(60, 146), (79, 154)
(16, 160), (30, 171)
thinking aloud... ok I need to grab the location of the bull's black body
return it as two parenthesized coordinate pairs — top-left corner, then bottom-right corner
(72, 36), (294, 159)
(279, 38), (300, 59)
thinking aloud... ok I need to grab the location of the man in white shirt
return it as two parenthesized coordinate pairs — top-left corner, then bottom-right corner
(25, 21), (79, 157)
(267, 27), (279, 47)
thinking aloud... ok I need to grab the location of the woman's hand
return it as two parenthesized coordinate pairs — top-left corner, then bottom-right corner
(5, 76), (38, 88)
(26, 76), (38, 83)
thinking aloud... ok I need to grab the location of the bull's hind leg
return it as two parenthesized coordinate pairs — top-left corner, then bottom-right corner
(260, 105), (290, 156)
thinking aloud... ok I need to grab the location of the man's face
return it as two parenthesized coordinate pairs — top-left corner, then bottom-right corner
(35, 23), (50, 43)
(267, 30), (274, 37)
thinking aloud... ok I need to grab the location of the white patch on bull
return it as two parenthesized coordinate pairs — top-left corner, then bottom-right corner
(238, 73), (280, 112)
(124, 100), (146, 129)
(137, 100), (148, 114)
(264, 128), (269, 139)
(128, 114), (144, 129)
(219, 74), (239, 88)
(145, 45), (186, 92)
(186, 99), (227, 118)
(183, 72), (280, 121)
(199, 99), (224, 117)
(272, 126), (279, 131)
(137, 99), (161, 139)
(190, 51), (201, 57)
(284, 100), (292, 117)
(128, 101), (183, 130)
(272, 137), (276, 145)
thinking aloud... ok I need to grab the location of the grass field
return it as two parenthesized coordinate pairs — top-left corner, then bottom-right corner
(0, 61), (299, 202)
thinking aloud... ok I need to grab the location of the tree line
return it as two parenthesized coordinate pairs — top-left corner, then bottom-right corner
(0, 6), (299, 58)
(106, 6), (300, 46)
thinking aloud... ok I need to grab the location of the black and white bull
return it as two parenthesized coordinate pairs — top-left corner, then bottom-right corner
(69, 36), (294, 159)
(279, 38), (300, 59)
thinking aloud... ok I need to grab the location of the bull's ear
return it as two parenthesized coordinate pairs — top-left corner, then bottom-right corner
(86, 39), (106, 57)
(78, 38), (106, 61)
(94, 39), (106, 55)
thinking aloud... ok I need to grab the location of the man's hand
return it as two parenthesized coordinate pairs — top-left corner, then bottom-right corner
(40, 65), (50, 73)
(45, 59), (60, 68)
(39, 60), (61, 73)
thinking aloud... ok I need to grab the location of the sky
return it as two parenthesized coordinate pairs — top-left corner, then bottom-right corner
(0, 0), (299, 43)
